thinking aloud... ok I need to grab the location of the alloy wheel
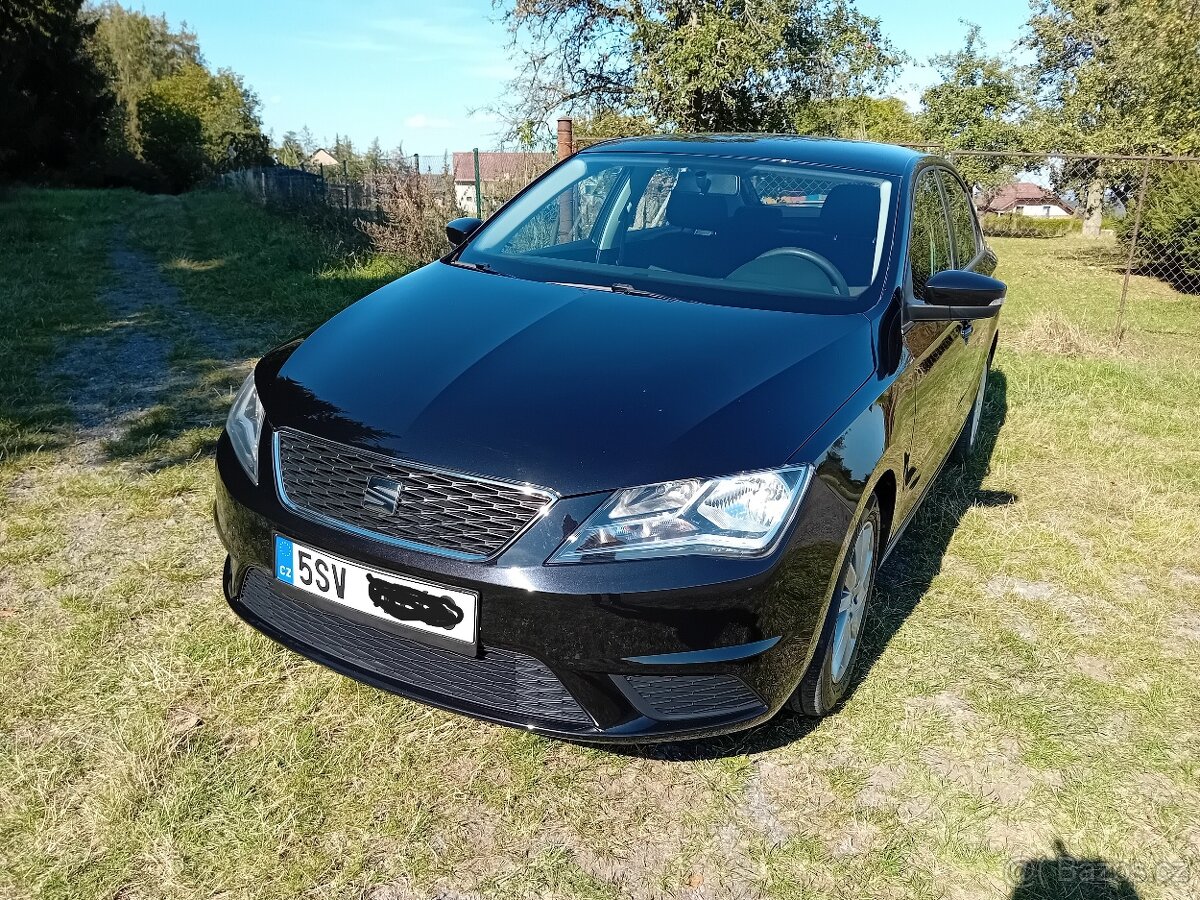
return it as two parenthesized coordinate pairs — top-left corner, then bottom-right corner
(829, 520), (875, 683)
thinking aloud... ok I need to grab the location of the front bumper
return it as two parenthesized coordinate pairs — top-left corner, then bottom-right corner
(214, 432), (853, 742)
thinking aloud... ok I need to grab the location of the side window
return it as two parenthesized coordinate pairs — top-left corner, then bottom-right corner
(909, 171), (953, 299)
(503, 167), (622, 253)
(940, 171), (980, 268)
(629, 167), (677, 231)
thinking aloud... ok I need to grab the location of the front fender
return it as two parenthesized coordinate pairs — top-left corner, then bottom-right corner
(785, 373), (907, 676)
(796, 370), (905, 520)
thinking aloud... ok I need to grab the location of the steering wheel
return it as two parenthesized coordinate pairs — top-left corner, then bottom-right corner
(731, 247), (850, 297)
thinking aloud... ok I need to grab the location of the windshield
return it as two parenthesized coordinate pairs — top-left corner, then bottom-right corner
(457, 152), (897, 312)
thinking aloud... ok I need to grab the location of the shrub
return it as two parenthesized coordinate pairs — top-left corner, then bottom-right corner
(358, 168), (461, 263)
(980, 214), (1079, 238)
(66, 150), (172, 193)
(1118, 166), (1200, 290)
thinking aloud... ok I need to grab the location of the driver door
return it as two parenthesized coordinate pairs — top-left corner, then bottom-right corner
(899, 169), (970, 501)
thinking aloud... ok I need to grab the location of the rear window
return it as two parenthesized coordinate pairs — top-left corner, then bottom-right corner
(751, 172), (834, 210)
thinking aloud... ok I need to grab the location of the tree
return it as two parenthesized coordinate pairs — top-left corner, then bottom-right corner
(496, 0), (902, 141)
(0, 0), (112, 178)
(332, 134), (366, 179)
(1025, 0), (1200, 234)
(298, 125), (317, 157)
(139, 62), (267, 189)
(919, 23), (1031, 192)
(570, 109), (656, 148)
(364, 137), (385, 173)
(89, 3), (201, 156)
(276, 130), (305, 167)
(795, 96), (922, 144)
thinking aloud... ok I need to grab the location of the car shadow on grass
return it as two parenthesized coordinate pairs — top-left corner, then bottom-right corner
(615, 369), (1012, 761)
(1009, 840), (1142, 899)
(851, 368), (1014, 699)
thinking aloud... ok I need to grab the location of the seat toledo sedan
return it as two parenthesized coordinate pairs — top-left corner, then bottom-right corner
(214, 135), (1005, 742)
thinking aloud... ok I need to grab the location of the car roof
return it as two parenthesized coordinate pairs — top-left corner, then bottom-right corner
(577, 134), (928, 177)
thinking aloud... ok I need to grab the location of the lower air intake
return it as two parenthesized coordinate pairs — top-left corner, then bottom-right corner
(622, 674), (764, 721)
(236, 570), (593, 728)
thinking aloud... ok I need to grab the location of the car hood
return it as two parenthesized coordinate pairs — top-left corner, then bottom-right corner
(260, 262), (874, 497)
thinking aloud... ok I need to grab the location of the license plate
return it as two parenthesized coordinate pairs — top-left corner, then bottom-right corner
(273, 535), (478, 645)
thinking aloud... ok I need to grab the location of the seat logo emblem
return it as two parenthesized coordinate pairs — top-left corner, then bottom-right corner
(363, 476), (402, 515)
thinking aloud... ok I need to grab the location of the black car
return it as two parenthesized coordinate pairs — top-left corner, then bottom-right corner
(214, 136), (1004, 742)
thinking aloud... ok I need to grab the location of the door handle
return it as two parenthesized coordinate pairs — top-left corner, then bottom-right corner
(959, 321), (973, 343)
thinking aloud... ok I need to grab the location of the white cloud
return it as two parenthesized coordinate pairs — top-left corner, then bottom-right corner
(405, 114), (454, 130)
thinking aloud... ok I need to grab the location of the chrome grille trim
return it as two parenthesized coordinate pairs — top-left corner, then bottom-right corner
(273, 429), (556, 561)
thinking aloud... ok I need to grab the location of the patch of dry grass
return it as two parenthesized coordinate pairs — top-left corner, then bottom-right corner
(1005, 310), (1120, 357)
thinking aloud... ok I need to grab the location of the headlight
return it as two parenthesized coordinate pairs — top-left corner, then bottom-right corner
(550, 466), (812, 563)
(226, 372), (265, 483)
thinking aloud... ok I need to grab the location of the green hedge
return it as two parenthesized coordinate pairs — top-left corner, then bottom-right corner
(980, 214), (1079, 238)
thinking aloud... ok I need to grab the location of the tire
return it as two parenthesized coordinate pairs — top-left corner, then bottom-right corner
(788, 497), (881, 717)
(951, 358), (990, 464)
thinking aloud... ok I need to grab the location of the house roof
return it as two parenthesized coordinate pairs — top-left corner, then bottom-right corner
(306, 148), (339, 167)
(982, 181), (1076, 213)
(452, 151), (556, 183)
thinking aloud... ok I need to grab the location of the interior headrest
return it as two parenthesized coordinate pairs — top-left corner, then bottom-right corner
(820, 183), (881, 235)
(665, 191), (730, 232)
(734, 204), (784, 232)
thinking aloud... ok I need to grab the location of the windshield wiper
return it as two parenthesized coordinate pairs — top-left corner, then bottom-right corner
(609, 283), (679, 302)
(548, 280), (679, 302)
(548, 280), (616, 293)
(450, 260), (510, 277)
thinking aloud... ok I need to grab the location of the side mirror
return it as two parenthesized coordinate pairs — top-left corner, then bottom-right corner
(446, 217), (483, 247)
(908, 269), (1006, 321)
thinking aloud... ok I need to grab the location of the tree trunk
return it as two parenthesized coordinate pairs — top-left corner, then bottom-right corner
(1082, 177), (1104, 238)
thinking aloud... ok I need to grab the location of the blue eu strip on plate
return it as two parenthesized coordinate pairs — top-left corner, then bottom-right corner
(275, 535), (295, 584)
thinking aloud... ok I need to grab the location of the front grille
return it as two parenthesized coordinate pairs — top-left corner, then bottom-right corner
(237, 571), (593, 727)
(274, 429), (554, 559)
(622, 674), (764, 721)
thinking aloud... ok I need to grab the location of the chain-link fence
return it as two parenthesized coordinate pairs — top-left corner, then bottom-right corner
(1121, 157), (1200, 293)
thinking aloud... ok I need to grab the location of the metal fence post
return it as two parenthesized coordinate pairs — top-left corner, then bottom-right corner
(1115, 158), (1152, 344)
(473, 147), (483, 219)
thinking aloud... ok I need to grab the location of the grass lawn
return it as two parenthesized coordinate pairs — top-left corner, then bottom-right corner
(2, 189), (1199, 900)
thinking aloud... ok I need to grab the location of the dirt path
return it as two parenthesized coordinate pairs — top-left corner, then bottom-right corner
(53, 231), (238, 463)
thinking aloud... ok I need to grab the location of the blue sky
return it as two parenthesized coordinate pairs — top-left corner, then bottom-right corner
(151, 0), (1032, 164)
